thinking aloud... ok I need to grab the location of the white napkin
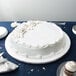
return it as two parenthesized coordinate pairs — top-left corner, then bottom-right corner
(0, 56), (18, 73)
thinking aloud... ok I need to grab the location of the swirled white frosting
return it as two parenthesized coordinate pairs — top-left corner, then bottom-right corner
(65, 61), (76, 72)
(11, 21), (63, 48)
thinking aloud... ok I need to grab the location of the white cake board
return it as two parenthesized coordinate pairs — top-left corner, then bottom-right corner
(5, 32), (71, 64)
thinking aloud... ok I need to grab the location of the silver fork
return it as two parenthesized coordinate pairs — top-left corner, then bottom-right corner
(0, 52), (4, 57)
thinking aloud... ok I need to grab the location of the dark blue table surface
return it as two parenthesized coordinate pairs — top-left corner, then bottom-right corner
(0, 22), (76, 76)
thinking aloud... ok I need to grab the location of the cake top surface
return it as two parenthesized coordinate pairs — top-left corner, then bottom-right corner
(11, 21), (63, 48)
(65, 61), (76, 72)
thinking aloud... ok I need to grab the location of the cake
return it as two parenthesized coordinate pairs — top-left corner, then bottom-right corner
(63, 61), (76, 76)
(7, 21), (64, 58)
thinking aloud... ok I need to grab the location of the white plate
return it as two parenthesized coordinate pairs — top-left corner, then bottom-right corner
(0, 26), (8, 39)
(57, 62), (76, 76)
(5, 32), (71, 64)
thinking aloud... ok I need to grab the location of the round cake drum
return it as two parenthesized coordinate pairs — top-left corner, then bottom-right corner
(5, 21), (71, 64)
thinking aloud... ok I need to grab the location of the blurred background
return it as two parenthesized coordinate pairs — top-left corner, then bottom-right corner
(0, 0), (76, 21)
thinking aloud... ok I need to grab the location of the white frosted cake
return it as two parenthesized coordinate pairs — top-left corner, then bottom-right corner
(8, 21), (64, 58)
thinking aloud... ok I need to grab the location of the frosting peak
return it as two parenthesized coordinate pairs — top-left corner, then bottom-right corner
(65, 61), (76, 72)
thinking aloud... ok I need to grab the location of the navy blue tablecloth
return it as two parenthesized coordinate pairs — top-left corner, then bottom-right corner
(0, 22), (76, 76)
